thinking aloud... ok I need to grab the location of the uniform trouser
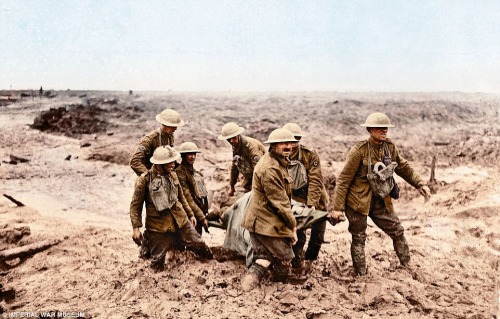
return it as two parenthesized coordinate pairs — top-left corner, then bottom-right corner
(143, 222), (213, 270)
(345, 196), (410, 274)
(195, 219), (203, 235)
(250, 233), (295, 282)
(305, 219), (326, 260)
(292, 219), (326, 267)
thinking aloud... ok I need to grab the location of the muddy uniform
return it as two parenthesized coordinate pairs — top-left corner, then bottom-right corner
(289, 145), (329, 262)
(333, 138), (425, 274)
(229, 136), (266, 192)
(130, 167), (212, 269)
(130, 129), (174, 176)
(175, 161), (208, 235)
(242, 150), (296, 281)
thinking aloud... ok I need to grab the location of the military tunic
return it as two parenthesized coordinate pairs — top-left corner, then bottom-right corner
(130, 128), (174, 176)
(130, 167), (193, 233)
(175, 161), (207, 223)
(333, 138), (425, 215)
(229, 136), (266, 191)
(242, 150), (296, 238)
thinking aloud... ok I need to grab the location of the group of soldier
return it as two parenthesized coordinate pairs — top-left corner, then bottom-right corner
(129, 108), (431, 292)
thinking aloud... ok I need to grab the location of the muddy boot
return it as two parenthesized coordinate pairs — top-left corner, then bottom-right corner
(194, 244), (213, 260)
(270, 260), (290, 283)
(291, 250), (305, 271)
(242, 263), (266, 292)
(393, 235), (410, 266)
(351, 240), (367, 276)
(287, 272), (308, 285)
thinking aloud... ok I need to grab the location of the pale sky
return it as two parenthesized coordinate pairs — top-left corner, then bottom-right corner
(1, 0), (499, 92)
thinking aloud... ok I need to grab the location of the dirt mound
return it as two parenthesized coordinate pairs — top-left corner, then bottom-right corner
(31, 104), (110, 137)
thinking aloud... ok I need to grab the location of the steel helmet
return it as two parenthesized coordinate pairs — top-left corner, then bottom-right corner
(150, 145), (181, 164)
(218, 122), (245, 140)
(283, 122), (305, 137)
(360, 112), (395, 128)
(178, 142), (201, 153)
(264, 128), (297, 144)
(155, 109), (185, 127)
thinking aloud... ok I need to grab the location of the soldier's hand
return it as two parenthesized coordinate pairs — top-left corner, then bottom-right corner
(327, 210), (346, 226)
(419, 185), (431, 202)
(132, 227), (143, 246)
(291, 227), (298, 246)
(190, 216), (197, 227)
(228, 186), (235, 197)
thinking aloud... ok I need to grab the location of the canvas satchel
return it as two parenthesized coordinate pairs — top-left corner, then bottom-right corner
(383, 143), (400, 199)
(367, 142), (398, 198)
(149, 173), (178, 214)
(193, 170), (208, 198)
(288, 147), (308, 198)
(233, 155), (253, 179)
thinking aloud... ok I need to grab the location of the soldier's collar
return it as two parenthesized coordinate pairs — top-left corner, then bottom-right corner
(270, 149), (289, 167)
(289, 145), (301, 160)
(181, 161), (194, 172)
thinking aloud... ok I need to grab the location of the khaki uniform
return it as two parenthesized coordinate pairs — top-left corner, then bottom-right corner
(130, 129), (174, 176)
(289, 145), (329, 210)
(333, 138), (426, 274)
(333, 138), (425, 214)
(289, 145), (329, 262)
(229, 136), (266, 191)
(129, 167), (211, 269)
(242, 149), (297, 282)
(242, 150), (296, 238)
(175, 161), (208, 234)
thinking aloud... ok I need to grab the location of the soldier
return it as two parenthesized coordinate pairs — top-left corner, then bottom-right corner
(332, 112), (431, 276)
(175, 142), (210, 235)
(282, 123), (334, 268)
(241, 128), (306, 292)
(130, 109), (184, 176)
(130, 145), (213, 271)
(218, 122), (266, 196)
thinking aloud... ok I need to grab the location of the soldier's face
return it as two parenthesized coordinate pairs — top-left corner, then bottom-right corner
(290, 141), (299, 152)
(161, 125), (177, 134)
(369, 127), (388, 143)
(227, 135), (240, 148)
(185, 153), (196, 165)
(157, 162), (176, 175)
(274, 142), (294, 158)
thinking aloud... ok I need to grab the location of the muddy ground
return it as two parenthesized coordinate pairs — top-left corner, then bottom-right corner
(0, 91), (499, 318)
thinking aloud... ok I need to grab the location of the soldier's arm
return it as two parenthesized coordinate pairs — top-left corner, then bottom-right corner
(332, 147), (362, 211)
(229, 159), (239, 188)
(392, 144), (425, 188)
(176, 180), (195, 219)
(261, 169), (296, 230)
(178, 173), (205, 221)
(306, 150), (325, 208)
(130, 175), (147, 228)
(130, 136), (154, 176)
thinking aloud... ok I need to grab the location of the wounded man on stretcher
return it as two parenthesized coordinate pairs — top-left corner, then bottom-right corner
(208, 192), (343, 267)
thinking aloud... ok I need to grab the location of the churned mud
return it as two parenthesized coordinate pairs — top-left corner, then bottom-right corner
(0, 91), (498, 318)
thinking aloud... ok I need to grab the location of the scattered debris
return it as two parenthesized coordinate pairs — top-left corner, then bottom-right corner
(0, 226), (31, 244)
(9, 155), (30, 163)
(2, 194), (25, 207)
(0, 239), (61, 270)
